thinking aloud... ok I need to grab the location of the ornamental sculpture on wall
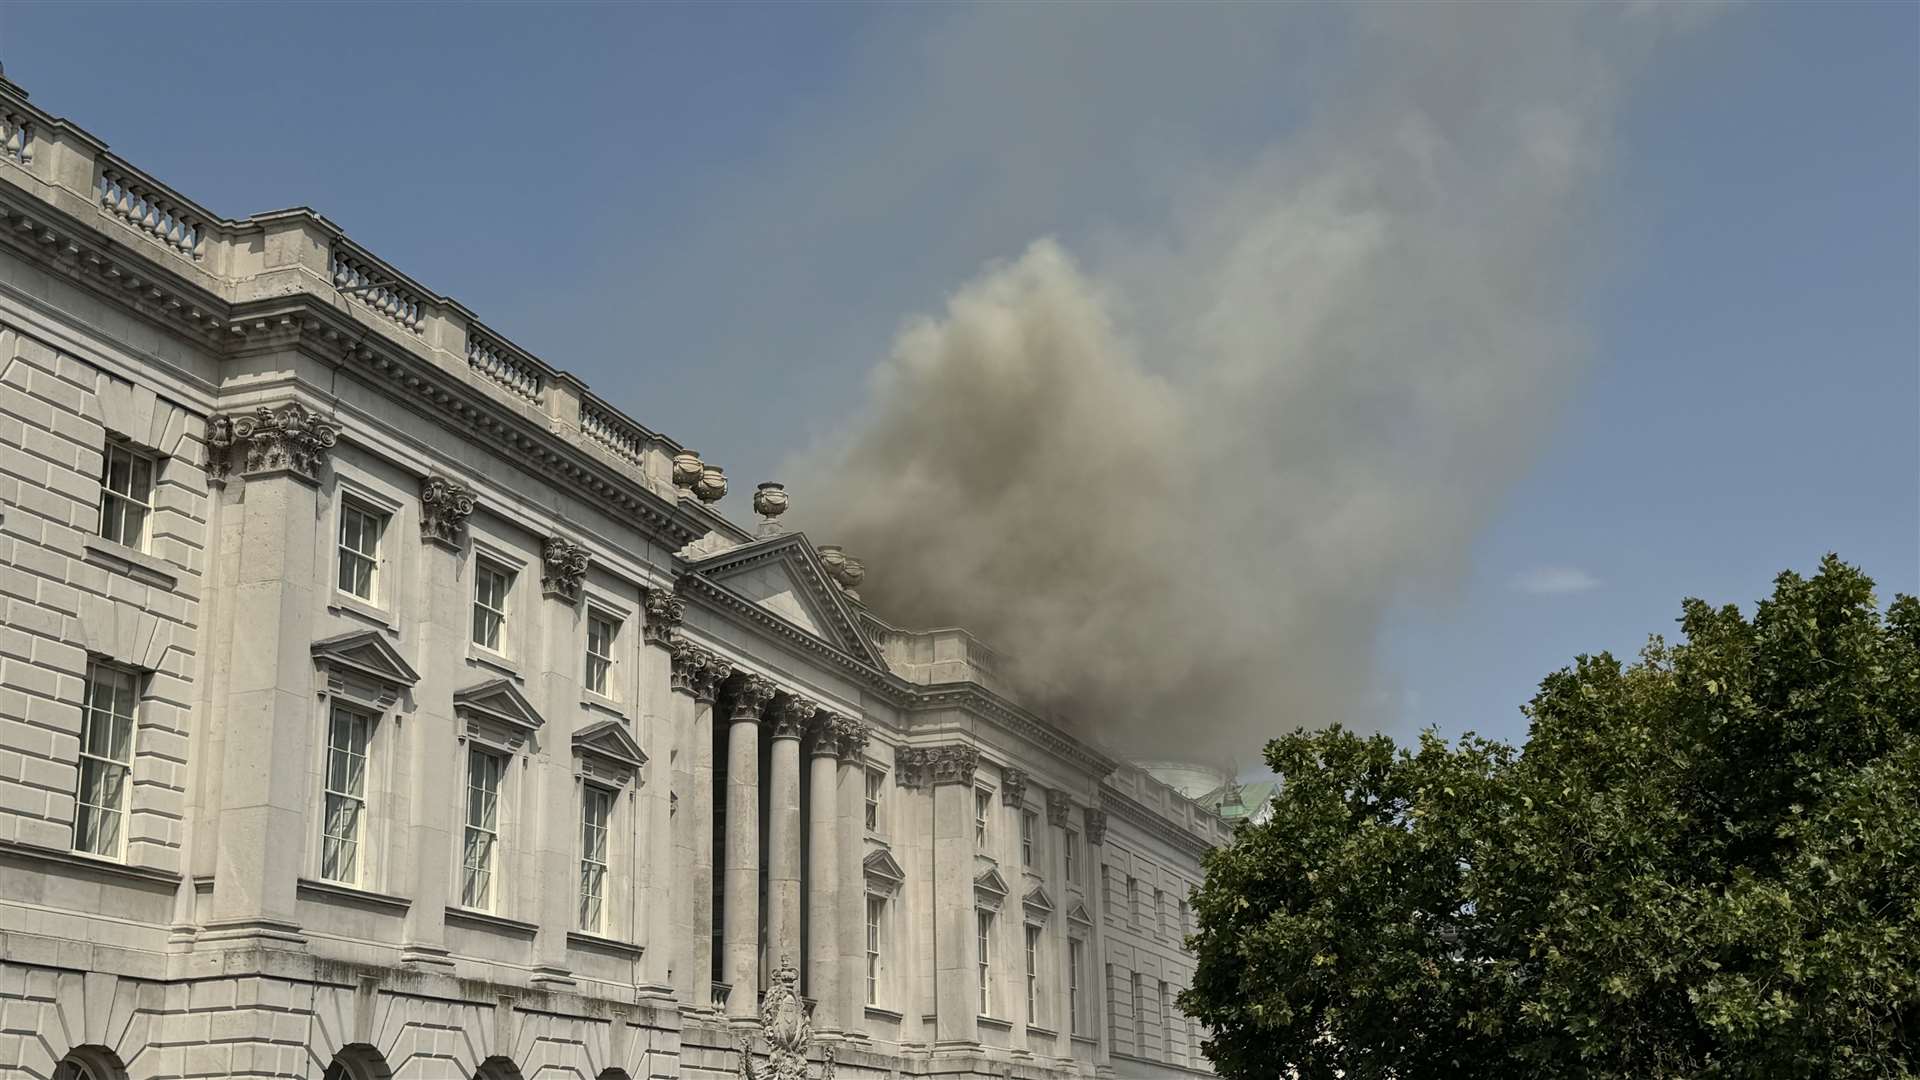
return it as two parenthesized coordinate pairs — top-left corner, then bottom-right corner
(206, 401), (340, 486)
(542, 535), (590, 603)
(736, 954), (834, 1080)
(420, 475), (477, 547)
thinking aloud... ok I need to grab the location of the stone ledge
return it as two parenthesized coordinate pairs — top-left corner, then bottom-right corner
(566, 930), (643, 959)
(81, 534), (179, 589)
(296, 876), (411, 914)
(443, 905), (539, 938)
(0, 835), (181, 890)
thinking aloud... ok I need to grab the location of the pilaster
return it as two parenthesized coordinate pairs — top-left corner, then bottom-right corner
(834, 720), (871, 1042)
(924, 743), (982, 1054)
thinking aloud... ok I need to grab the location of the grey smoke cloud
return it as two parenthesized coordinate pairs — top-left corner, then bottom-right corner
(786, 3), (1715, 765)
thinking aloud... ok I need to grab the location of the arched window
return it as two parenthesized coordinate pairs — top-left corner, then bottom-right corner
(323, 1044), (393, 1080)
(53, 1048), (126, 1080)
(473, 1057), (524, 1080)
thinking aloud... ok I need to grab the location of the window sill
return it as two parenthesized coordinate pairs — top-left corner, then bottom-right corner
(978, 1015), (1013, 1031)
(296, 877), (410, 913)
(567, 930), (644, 959)
(863, 1005), (903, 1022)
(82, 535), (178, 589)
(328, 593), (398, 632)
(1070, 1034), (1098, 1046)
(465, 645), (522, 681)
(444, 905), (539, 938)
(0, 836), (180, 888)
(1027, 1024), (1059, 1038)
(580, 691), (625, 719)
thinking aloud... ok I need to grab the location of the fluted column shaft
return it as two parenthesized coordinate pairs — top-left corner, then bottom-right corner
(725, 675), (774, 1020)
(806, 719), (842, 1035)
(767, 697), (812, 982)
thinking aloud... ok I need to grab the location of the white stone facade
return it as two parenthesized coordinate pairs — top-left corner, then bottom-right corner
(0, 77), (1229, 1080)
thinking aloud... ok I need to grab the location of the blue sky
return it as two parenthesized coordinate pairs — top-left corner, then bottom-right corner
(2, 2), (1912, 755)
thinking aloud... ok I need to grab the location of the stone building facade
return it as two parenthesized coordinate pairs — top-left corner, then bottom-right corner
(0, 77), (1229, 1080)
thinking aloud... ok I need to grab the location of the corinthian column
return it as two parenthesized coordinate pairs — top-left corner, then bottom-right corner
(690, 646), (730, 1014)
(835, 719), (871, 1040)
(665, 636), (700, 1004)
(922, 743), (983, 1052)
(767, 695), (815, 986)
(725, 673), (776, 1021)
(805, 713), (843, 1036)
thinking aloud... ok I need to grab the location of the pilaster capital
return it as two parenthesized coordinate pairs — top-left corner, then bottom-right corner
(769, 695), (817, 741)
(896, 744), (979, 789)
(1046, 788), (1074, 828)
(208, 401), (340, 486)
(1085, 807), (1109, 846)
(1000, 768), (1030, 807)
(419, 475), (477, 548)
(541, 535), (590, 603)
(641, 587), (685, 649)
(833, 718), (870, 764)
(668, 638), (702, 696)
(729, 673), (777, 723)
(693, 651), (733, 704)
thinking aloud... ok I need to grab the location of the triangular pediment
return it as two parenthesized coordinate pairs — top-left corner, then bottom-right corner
(1023, 885), (1055, 916)
(684, 533), (883, 667)
(453, 678), (545, 735)
(1066, 901), (1094, 926)
(312, 630), (420, 688)
(974, 866), (1011, 898)
(573, 718), (646, 771)
(864, 847), (906, 886)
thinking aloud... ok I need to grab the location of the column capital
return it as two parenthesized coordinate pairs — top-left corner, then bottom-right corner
(833, 718), (870, 764)
(419, 474), (477, 548)
(1046, 788), (1074, 827)
(541, 535), (590, 603)
(769, 695), (817, 741)
(208, 401), (339, 486)
(1084, 807), (1109, 846)
(1000, 768), (1030, 807)
(896, 744), (979, 789)
(642, 587), (685, 648)
(669, 638), (702, 696)
(730, 673), (777, 723)
(808, 711), (843, 758)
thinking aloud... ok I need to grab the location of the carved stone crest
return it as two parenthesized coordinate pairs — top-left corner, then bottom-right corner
(207, 402), (340, 486)
(736, 954), (833, 1080)
(420, 475), (476, 547)
(541, 535), (590, 602)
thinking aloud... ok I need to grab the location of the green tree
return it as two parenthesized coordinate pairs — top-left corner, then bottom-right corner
(1181, 556), (1918, 1079)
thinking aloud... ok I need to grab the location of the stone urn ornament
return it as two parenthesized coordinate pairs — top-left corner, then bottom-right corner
(672, 450), (704, 490)
(837, 557), (865, 603)
(694, 463), (728, 503)
(817, 545), (847, 579)
(753, 482), (789, 536)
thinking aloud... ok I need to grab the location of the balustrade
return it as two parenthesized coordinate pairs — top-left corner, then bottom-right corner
(331, 246), (424, 332)
(0, 110), (30, 164)
(466, 330), (543, 403)
(581, 400), (648, 464)
(98, 166), (205, 261)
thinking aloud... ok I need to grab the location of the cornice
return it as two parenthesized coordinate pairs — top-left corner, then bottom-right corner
(910, 683), (1120, 783)
(1098, 787), (1219, 860)
(673, 571), (902, 697)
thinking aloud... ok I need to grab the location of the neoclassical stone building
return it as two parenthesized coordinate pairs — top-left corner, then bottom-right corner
(0, 77), (1229, 1080)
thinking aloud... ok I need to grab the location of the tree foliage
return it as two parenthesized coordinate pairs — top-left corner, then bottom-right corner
(1182, 556), (1918, 1079)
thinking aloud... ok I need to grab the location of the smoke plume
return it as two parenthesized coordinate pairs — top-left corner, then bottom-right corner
(788, 3), (1714, 765)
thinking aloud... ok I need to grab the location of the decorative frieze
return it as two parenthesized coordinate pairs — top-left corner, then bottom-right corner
(1085, 807), (1109, 846)
(834, 718), (870, 764)
(419, 475), (476, 548)
(641, 587), (685, 648)
(768, 696), (817, 741)
(895, 744), (979, 789)
(730, 673), (777, 723)
(207, 402), (339, 486)
(541, 536), (590, 603)
(1001, 768), (1030, 807)
(1046, 788), (1074, 828)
